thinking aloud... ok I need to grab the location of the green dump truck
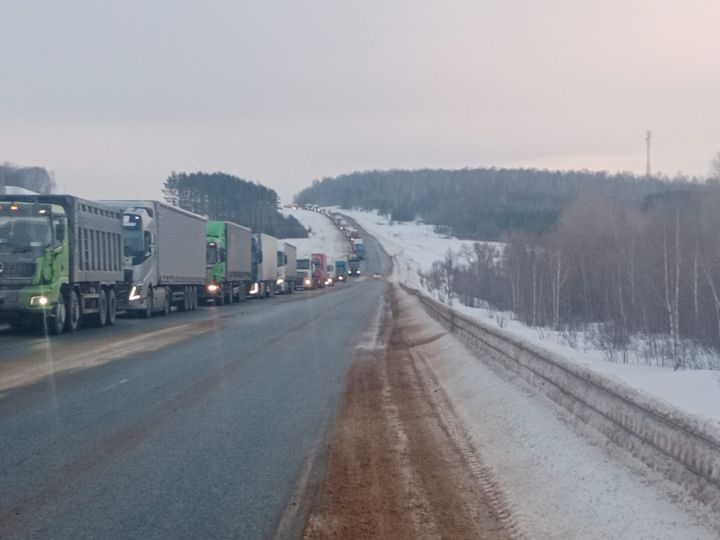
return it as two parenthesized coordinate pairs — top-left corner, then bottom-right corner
(0, 194), (126, 334)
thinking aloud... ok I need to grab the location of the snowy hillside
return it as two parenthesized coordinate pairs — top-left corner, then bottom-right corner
(280, 207), (350, 260)
(341, 208), (720, 425)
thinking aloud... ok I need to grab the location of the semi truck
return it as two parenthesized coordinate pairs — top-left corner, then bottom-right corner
(324, 257), (336, 287)
(103, 200), (206, 317)
(295, 255), (313, 290)
(348, 255), (361, 276)
(202, 220), (252, 305)
(335, 257), (348, 283)
(352, 238), (365, 260)
(249, 233), (278, 298)
(0, 194), (126, 334)
(311, 253), (327, 288)
(275, 242), (297, 294)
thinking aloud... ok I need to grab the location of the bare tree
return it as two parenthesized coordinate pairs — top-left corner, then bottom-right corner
(710, 151), (720, 181)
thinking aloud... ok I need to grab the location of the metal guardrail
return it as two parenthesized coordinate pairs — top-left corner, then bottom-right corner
(401, 283), (720, 510)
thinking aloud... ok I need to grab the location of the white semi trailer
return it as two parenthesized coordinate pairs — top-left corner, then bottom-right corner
(103, 200), (207, 317)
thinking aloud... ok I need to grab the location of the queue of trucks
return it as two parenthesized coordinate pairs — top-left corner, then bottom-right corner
(0, 194), (357, 335)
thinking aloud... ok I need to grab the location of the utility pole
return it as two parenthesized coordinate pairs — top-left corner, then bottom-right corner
(646, 130), (652, 177)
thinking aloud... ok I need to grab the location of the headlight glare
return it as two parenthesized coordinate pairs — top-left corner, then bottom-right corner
(129, 286), (142, 301)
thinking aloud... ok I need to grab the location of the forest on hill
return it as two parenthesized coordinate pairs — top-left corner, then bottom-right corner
(163, 172), (307, 238)
(0, 162), (56, 193)
(295, 168), (697, 239)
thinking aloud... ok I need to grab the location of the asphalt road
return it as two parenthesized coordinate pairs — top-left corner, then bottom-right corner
(0, 229), (390, 539)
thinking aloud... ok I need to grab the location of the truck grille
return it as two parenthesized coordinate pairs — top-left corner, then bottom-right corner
(0, 262), (36, 278)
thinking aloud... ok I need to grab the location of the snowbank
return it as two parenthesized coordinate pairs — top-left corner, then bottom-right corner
(397, 288), (720, 538)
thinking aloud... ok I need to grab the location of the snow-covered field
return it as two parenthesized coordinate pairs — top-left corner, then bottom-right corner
(280, 208), (350, 260)
(341, 208), (720, 425)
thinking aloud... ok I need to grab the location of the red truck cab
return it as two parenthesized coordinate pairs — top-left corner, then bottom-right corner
(311, 253), (327, 288)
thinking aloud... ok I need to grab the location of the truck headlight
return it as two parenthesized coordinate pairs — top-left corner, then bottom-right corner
(30, 295), (50, 306)
(249, 282), (260, 295)
(304, 279), (311, 286)
(129, 285), (142, 301)
(276, 278), (284, 285)
(207, 283), (219, 292)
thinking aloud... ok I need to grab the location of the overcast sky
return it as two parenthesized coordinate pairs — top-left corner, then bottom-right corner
(1, 0), (719, 201)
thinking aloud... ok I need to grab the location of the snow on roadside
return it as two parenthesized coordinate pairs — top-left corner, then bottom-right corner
(279, 208), (350, 260)
(399, 289), (720, 539)
(340, 208), (720, 425)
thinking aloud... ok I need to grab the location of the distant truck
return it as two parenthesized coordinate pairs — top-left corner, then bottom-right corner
(104, 200), (206, 317)
(325, 258), (336, 287)
(249, 233), (278, 298)
(311, 253), (327, 288)
(352, 238), (365, 260)
(334, 257), (348, 283)
(0, 194), (126, 334)
(276, 242), (297, 294)
(295, 255), (313, 290)
(348, 256), (361, 276)
(202, 220), (252, 305)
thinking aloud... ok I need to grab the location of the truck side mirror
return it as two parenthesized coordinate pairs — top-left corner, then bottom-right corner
(55, 223), (65, 242)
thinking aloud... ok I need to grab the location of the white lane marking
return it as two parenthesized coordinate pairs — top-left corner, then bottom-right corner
(99, 378), (130, 393)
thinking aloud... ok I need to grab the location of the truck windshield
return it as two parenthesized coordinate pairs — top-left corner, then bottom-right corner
(207, 243), (219, 265)
(0, 216), (52, 249)
(297, 259), (310, 270)
(123, 227), (148, 264)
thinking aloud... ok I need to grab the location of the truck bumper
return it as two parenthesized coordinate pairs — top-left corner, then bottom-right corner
(0, 286), (57, 322)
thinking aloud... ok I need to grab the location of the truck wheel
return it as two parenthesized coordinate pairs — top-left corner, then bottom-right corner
(92, 289), (108, 327)
(65, 290), (81, 332)
(191, 287), (198, 310)
(107, 289), (117, 325)
(180, 287), (190, 311)
(47, 297), (66, 335)
(161, 289), (170, 316)
(142, 291), (154, 318)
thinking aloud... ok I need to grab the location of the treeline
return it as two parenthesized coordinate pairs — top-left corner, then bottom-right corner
(163, 172), (307, 238)
(442, 183), (720, 367)
(295, 168), (694, 239)
(0, 162), (56, 193)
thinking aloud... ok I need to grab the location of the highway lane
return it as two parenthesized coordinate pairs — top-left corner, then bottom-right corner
(0, 238), (389, 539)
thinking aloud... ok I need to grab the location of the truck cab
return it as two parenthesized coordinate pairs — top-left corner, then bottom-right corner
(295, 256), (313, 290)
(348, 256), (361, 276)
(103, 203), (169, 316)
(275, 242), (296, 294)
(324, 258), (336, 287)
(311, 253), (327, 288)
(0, 201), (68, 329)
(334, 258), (348, 283)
